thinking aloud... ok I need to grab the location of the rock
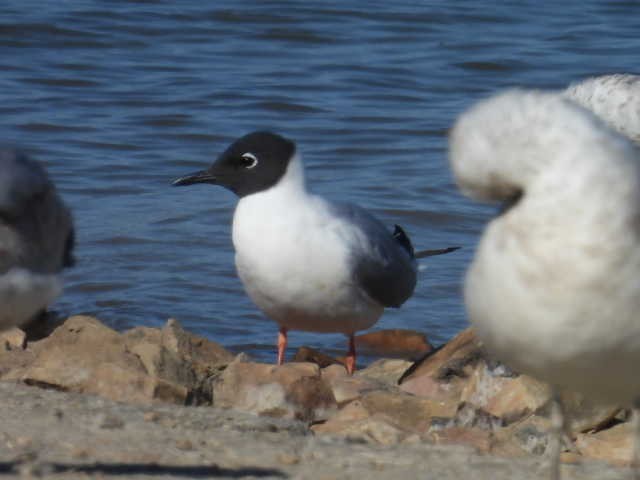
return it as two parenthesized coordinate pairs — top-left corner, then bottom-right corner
(576, 422), (632, 466)
(313, 389), (457, 444)
(321, 364), (349, 382)
(491, 414), (552, 458)
(161, 318), (234, 369)
(448, 402), (503, 431)
(359, 390), (453, 432)
(312, 400), (406, 445)
(19, 316), (153, 403)
(460, 365), (550, 424)
(354, 329), (433, 360)
(428, 426), (492, 453)
(315, 414), (406, 446)
(576, 422), (633, 466)
(127, 336), (196, 389)
(13, 315), (232, 406)
(398, 328), (485, 407)
(293, 346), (342, 368)
(0, 327), (26, 350)
(323, 369), (383, 405)
(124, 318), (234, 404)
(400, 327), (484, 387)
(276, 453), (300, 465)
(212, 358), (336, 421)
(357, 358), (413, 386)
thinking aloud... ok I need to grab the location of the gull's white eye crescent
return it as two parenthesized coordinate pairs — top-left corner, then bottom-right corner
(241, 152), (258, 169)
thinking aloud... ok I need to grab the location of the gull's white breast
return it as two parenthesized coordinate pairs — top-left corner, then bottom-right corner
(231, 158), (383, 334)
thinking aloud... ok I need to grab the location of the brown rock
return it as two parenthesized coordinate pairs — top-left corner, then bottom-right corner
(321, 364), (349, 382)
(460, 365), (550, 424)
(0, 327), (26, 350)
(399, 328), (484, 408)
(400, 328), (483, 385)
(315, 399), (371, 426)
(429, 426), (492, 453)
(20, 316), (152, 403)
(123, 318), (234, 404)
(293, 346), (342, 368)
(161, 318), (234, 368)
(276, 453), (300, 465)
(354, 329), (433, 360)
(16, 315), (228, 406)
(575, 421), (632, 466)
(212, 358), (336, 420)
(357, 358), (413, 386)
(560, 451), (583, 464)
(491, 414), (552, 458)
(286, 375), (337, 421)
(360, 390), (454, 432)
(314, 414), (406, 445)
(323, 370), (382, 405)
(312, 401), (406, 445)
(312, 389), (457, 445)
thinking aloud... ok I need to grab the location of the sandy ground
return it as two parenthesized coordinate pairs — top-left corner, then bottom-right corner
(0, 381), (628, 479)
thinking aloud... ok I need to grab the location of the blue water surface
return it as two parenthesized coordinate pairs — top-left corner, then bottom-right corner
(0, 1), (638, 362)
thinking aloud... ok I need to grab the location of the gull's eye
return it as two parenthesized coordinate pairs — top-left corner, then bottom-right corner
(240, 152), (258, 169)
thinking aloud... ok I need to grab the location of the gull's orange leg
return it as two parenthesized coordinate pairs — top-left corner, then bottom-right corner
(277, 326), (288, 365)
(345, 333), (356, 375)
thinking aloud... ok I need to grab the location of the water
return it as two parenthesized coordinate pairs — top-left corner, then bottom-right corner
(1, 1), (638, 362)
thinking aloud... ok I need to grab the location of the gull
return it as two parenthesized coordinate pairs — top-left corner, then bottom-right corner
(173, 131), (458, 374)
(0, 147), (74, 330)
(449, 88), (640, 479)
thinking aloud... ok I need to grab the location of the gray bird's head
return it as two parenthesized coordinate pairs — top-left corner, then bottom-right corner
(172, 131), (295, 197)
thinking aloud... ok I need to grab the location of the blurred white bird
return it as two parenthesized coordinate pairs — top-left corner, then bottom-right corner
(449, 82), (640, 479)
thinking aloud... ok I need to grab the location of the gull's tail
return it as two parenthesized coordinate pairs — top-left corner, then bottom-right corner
(392, 225), (460, 259)
(414, 246), (461, 259)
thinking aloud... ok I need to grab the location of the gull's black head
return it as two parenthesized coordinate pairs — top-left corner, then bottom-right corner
(172, 131), (295, 197)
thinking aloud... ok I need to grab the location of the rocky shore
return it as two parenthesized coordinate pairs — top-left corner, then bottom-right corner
(0, 315), (631, 478)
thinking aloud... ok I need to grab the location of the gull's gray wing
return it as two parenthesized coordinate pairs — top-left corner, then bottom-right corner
(330, 202), (417, 308)
(0, 148), (74, 273)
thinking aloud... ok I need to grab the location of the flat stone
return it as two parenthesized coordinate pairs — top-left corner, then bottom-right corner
(17, 316), (221, 405)
(399, 328), (484, 405)
(312, 387), (457, 446)
(357, 358), (413, 386)
(359, 390), (453, 432)
(576, 421), (632, 466)
(491, 414), (552, 458)
(429, 426), (492, 453)
(312, 402), (407, 446)
(461, 365), (550, 424)
(354, 329), (433, 360)
(20, 316), (151, 402)
(323, 370), (382, 405)
(212, 358), (336, 420)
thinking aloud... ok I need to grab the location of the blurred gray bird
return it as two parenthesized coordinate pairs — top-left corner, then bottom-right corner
(0, 147), (74, 330)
